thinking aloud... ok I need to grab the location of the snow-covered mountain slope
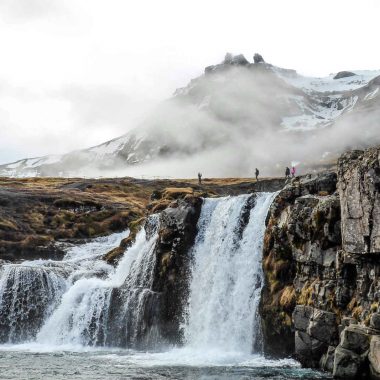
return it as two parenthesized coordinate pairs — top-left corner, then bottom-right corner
(1, 54), (380, 177)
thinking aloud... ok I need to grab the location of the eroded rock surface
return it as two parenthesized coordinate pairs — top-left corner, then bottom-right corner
(261, 146), (380, 378)
(338, 148), (380, 254)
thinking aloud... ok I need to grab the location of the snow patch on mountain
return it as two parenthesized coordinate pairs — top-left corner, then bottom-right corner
(364, 87), (379, 101)
(274, 68), (380, 94)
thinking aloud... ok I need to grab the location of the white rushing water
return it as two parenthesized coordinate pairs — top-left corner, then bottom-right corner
(184, 192), (276, 354)
(0, 193), (280, 366)
(37, 215), (160, 347)
(0, 230), (129, 344)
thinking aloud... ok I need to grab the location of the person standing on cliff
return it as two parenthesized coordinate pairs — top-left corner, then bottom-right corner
(291, 166), (296, 178)
(285, 167), (290, 178)
(255, 168), (259, 181)
(198, 172), (202, 185)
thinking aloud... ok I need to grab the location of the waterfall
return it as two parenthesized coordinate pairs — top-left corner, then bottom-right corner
(0, 264), (68, 343)
(37, 214), (160, 347)
(0, 230), (128, 344)
(184, 192), (275, 354)
(0, 193), (275, 355)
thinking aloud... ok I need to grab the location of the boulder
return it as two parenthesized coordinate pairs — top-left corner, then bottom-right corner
(340, 325), (372, 354)
(295, 330), (328, 367)
(295, 330), (312, 358)
(333, 346), (364, 379)
(307, 309), (337, 344)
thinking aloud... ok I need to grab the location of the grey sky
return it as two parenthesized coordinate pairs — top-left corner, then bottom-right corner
(0, 0), (379, 164)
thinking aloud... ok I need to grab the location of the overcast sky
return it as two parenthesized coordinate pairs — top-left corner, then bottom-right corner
(0, 0), (379, 164)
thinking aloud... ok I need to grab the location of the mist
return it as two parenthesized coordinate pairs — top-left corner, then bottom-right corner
(25, 62), (379, 179)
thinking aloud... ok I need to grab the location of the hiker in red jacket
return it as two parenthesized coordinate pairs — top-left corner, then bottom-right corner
(291, 166), (296, 178)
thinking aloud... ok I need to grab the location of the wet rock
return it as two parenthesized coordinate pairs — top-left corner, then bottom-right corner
(151, 197), (203, 343)
(333, 346), (365, 379)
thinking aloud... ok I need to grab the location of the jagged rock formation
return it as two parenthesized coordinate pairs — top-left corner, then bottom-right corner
(253, 53), (265, 63)
(151, 196), (202, 343)
(261, 146), (380, 378)
(260, 171), (340, 357)
(338, 148), (380, 254)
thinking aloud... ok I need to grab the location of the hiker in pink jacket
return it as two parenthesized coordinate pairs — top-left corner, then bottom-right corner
(291, 166), (296, 178)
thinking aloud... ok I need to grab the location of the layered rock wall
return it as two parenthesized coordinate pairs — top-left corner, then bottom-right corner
(261, 147), (380, 378)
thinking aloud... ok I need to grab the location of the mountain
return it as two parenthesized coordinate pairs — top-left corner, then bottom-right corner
(1, 53), (380, 178)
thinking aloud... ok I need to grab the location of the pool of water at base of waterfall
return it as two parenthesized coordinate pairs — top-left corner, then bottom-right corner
(0, 346), (331, 380)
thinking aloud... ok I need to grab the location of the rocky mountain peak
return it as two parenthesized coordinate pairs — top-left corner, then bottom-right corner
(253, 53), (265, 63)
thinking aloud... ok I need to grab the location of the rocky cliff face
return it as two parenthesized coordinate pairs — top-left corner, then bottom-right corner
(261, 146), (380, 379)
(151, 196), (202, 344)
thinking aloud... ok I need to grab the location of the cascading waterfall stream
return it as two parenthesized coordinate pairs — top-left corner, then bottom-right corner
(37, 214), (160, 347)
(184, 192), (276, 354)
(0, 193), (275, 361)
(0, 230), (129, 344)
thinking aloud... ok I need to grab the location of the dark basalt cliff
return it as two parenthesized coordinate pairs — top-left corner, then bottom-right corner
(261, 146), (380, 379)
(151, 196), (203, 344)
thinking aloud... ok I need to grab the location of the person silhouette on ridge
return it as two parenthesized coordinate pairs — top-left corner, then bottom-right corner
(198, 172), (202, 185)
(255, 168), (259, 181)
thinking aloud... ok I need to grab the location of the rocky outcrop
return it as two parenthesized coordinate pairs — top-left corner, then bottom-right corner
(338, 148), (380, 254)
(260, 146), (380, 378)
(260, 172), (340, 357)
(151, 196), (203, 343)
(333, 71), (356, 80)
(253, 53), (265, 63)
(105, 196), (203, 349)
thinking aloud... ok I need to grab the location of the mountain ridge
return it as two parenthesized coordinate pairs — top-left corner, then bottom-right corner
(1, 53), (380, 178)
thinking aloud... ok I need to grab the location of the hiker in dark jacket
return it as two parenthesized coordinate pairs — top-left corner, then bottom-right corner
(285, 167), (290, 178)
(255, 168), (259, 181)
(198, 172), (202, 185)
